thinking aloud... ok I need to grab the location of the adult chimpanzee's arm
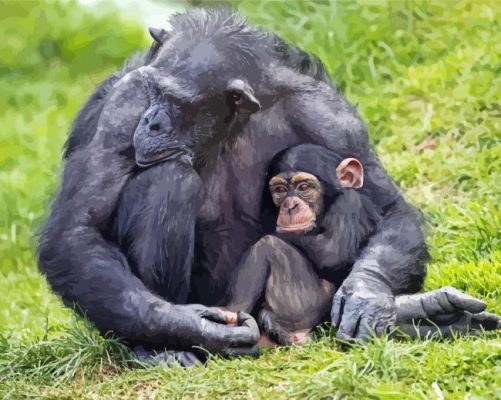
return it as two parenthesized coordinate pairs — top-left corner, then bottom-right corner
(288, 86), (428, 340)
(331, 198), (428, 339)
(112, 162), (202, 303)
(38, 70), (259, 354)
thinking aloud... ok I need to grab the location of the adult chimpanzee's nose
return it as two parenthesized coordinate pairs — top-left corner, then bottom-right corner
(145, 107), (173, 136)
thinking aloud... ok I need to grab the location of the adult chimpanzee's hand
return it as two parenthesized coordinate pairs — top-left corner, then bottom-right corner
(167, 304), (260, 357)
(331, 273), (396, 340)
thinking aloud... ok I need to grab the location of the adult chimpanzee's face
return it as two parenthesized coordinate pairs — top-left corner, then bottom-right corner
(133, 100), (187, 167)
(132, 66), (260, 168)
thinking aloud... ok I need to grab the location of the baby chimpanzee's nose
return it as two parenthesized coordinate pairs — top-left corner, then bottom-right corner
(282, 197), (301, 213)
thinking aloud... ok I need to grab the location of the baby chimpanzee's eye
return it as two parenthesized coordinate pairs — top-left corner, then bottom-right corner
(273, 186), (288, 194)
(297, 183), (310, 191)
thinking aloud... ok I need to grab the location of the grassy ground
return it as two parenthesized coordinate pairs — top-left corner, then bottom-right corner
(0, 1), (499, 398)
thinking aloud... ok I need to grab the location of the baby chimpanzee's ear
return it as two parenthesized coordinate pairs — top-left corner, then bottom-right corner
(336, 158), (364, 189)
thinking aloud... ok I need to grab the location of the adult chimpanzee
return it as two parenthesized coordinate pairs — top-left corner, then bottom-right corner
(224, 144), (500, 346)
(39, 9), (429, 364)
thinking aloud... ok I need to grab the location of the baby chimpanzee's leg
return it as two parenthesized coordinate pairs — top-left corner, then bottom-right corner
(225, 235), (334, 346)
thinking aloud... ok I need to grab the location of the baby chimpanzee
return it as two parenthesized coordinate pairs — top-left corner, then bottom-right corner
(224, 144), (378, 345)
(224, 144), (499, 346)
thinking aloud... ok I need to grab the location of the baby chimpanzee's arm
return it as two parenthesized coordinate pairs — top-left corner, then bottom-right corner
(281, 190), (380, 274)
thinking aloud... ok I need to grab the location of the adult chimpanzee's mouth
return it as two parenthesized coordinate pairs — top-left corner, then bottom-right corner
(136, 148), (192, 168)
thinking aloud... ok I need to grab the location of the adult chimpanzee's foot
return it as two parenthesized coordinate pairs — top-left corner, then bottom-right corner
(395, 286), (501, 338)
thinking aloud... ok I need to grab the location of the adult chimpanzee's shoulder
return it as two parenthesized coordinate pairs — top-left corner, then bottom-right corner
(63, 52), (149, 159)
(265, 66), (369, 154)
(270, 35), (333, 86)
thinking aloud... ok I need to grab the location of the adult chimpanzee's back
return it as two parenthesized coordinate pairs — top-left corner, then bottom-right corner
(38, 8), (428, 365)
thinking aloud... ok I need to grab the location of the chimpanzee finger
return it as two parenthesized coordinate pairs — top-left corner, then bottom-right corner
(220, 309), (238, 324)
(374, 320), (393, 337)
(470, 311), (501, 330)
(220, 344), (260, 358)
(173, 351), (204, 367)
(133, 347), (202, 368)
(201, 317), (260, 347)
(336, 309), (362, 340)
(204, 307), (239, 325)
(440, 287), (486, 313)
(223, 312), (260, 346)
(237, 311), (259, 329)
(330, 295), (345, 328)
(357, 314), (395, 340)
(414, 324), (442, 338)
(354, 317), (374, 341)
(199, 306), (229, 324)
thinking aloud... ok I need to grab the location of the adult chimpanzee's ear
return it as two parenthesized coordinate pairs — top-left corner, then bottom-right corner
(148, 27), (168, 44)
(336, 158), (364, 188)
(226, 79), (261, 114)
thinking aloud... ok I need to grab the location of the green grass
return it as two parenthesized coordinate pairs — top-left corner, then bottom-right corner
(0, 0), (499, 398)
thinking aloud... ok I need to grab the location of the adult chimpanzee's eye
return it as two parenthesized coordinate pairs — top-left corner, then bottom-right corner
(230, 92), (242, 103)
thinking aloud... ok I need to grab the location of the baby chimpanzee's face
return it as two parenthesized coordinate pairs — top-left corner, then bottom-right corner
(268, 158), (364, 235)
(269, 172), (323, 234)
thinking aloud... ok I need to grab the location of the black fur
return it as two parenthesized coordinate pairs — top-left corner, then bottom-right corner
(225, 145), (389, 344)
(269, 144), (384, 278)
(39, 8), (428, 350)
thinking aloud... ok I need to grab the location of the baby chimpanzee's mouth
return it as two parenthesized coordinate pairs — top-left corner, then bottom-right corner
(276, 219), (316, 234)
